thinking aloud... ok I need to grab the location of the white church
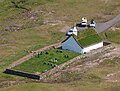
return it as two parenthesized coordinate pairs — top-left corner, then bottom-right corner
(61, 27), (103, 54)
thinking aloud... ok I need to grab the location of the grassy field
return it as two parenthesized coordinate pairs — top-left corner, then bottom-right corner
(100, 23), (120, 44)
(101, 30), (120, 44)
(1, 57), (120, 91)
(0, 82), (120, 91)
(0, 0), (120, 90)
(13, 48), (79, 73)
(0, 25), (66, 80)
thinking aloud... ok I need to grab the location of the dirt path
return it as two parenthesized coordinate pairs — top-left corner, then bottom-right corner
(7, 42), (61, 69)
(95, 14), (120, 33)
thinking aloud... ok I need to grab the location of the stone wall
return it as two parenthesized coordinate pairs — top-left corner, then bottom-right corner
(40, 55), (86, 79)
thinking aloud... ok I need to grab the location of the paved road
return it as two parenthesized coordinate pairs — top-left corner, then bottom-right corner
(76, 14), (120, 33)
(95, 14), (120, 33)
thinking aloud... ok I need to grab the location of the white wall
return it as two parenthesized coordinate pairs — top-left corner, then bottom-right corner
(82, 42), (103, 53)
(62, 36), (82, 53)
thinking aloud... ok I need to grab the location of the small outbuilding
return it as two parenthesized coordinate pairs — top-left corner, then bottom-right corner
(62, 28), (103, 54)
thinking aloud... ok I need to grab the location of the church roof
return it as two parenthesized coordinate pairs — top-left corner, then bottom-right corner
(63, 28), (103, 47)
(75, 28), (102, 47)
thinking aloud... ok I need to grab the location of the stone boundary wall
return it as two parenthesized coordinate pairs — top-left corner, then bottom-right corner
(40, 55), (86, 79)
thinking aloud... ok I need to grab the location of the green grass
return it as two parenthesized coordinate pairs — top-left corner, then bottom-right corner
(76, 28), (97, 39)
(0, 0), (120, 86)
(1, 58), (120, 91)
(78, 34), (102, 47)
(100, 30), (120, 44)
(75, 28), (102, 47)
(0, 25), (65, 80)
(13, 48), (79, 73)
(0, 83), (120, 91)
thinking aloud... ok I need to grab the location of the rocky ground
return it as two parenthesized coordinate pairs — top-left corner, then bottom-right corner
(44, 44), (120, 83)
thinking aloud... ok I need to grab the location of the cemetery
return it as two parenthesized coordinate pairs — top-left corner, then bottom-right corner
(12, 48), (79, 74)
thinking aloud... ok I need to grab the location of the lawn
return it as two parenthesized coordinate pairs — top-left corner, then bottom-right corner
(12, 48), (79, 73)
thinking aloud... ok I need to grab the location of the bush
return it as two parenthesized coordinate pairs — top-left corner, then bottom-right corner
(50, 64), (53, 66)
(47, 62), (50, 65)
(43, 62), (46, 64)
(60, 50), (63, 53)
(55, 58), (57, 60)
(64, 55), (69, 58)
(45, 52), (49, 54)
(38, 52), (40, 58)
(40, 52), (43, 55)
(56, 50), (59, 52)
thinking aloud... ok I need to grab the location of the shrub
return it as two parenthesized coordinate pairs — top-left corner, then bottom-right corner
(50, 64), (53, 66)
(60, 50), (63, 53)
(64, 55), (69, 58)
(38, 52), (40, 58)
(43, 62), (46, 65)
(47, 62), (50, 65)
(40, 52), (43, 55)
(56, 50), (59, 52)
(45, 52), (49, 54)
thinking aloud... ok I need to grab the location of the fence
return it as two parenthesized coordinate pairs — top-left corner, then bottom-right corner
(4, 69), (40, 80)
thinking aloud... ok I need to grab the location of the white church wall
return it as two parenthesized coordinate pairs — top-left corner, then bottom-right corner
(82, 42), (103, 53)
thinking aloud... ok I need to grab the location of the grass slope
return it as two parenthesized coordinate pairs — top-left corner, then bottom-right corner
(1, 57), (120, 91)
(0, 0), (120, 85)
(100, 31), (120, 44)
